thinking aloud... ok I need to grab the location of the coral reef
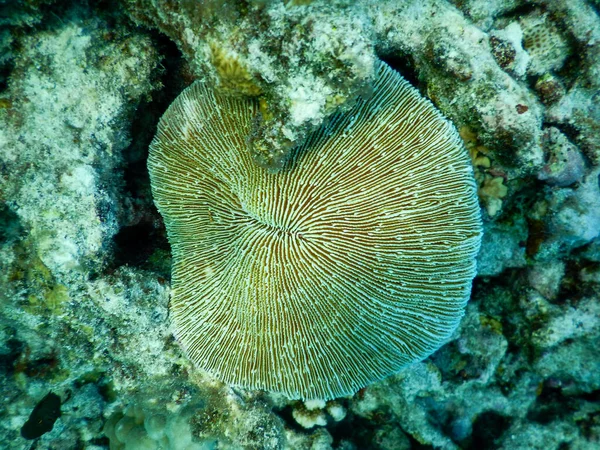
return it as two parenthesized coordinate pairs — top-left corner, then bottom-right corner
(0, 0), (599, 449)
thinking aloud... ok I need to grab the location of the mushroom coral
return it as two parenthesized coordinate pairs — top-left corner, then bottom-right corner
(148, 62), (482, 400)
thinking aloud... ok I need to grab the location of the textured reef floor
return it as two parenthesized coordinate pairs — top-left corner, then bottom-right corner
(1, 0), (599, 449)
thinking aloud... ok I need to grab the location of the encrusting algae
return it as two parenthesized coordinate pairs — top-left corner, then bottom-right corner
(148, 61), (482, 401)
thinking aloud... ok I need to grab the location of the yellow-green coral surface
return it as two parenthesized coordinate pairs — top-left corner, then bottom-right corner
(148, 62), (482, 400)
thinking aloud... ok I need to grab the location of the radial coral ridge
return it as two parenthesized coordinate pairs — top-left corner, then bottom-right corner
(148, 62), (482, 401)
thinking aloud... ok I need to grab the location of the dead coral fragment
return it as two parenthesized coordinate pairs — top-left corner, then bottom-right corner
(148, 62), (482, 401)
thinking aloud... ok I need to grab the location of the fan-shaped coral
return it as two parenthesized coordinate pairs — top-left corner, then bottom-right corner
(148, 62), (482, 400)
